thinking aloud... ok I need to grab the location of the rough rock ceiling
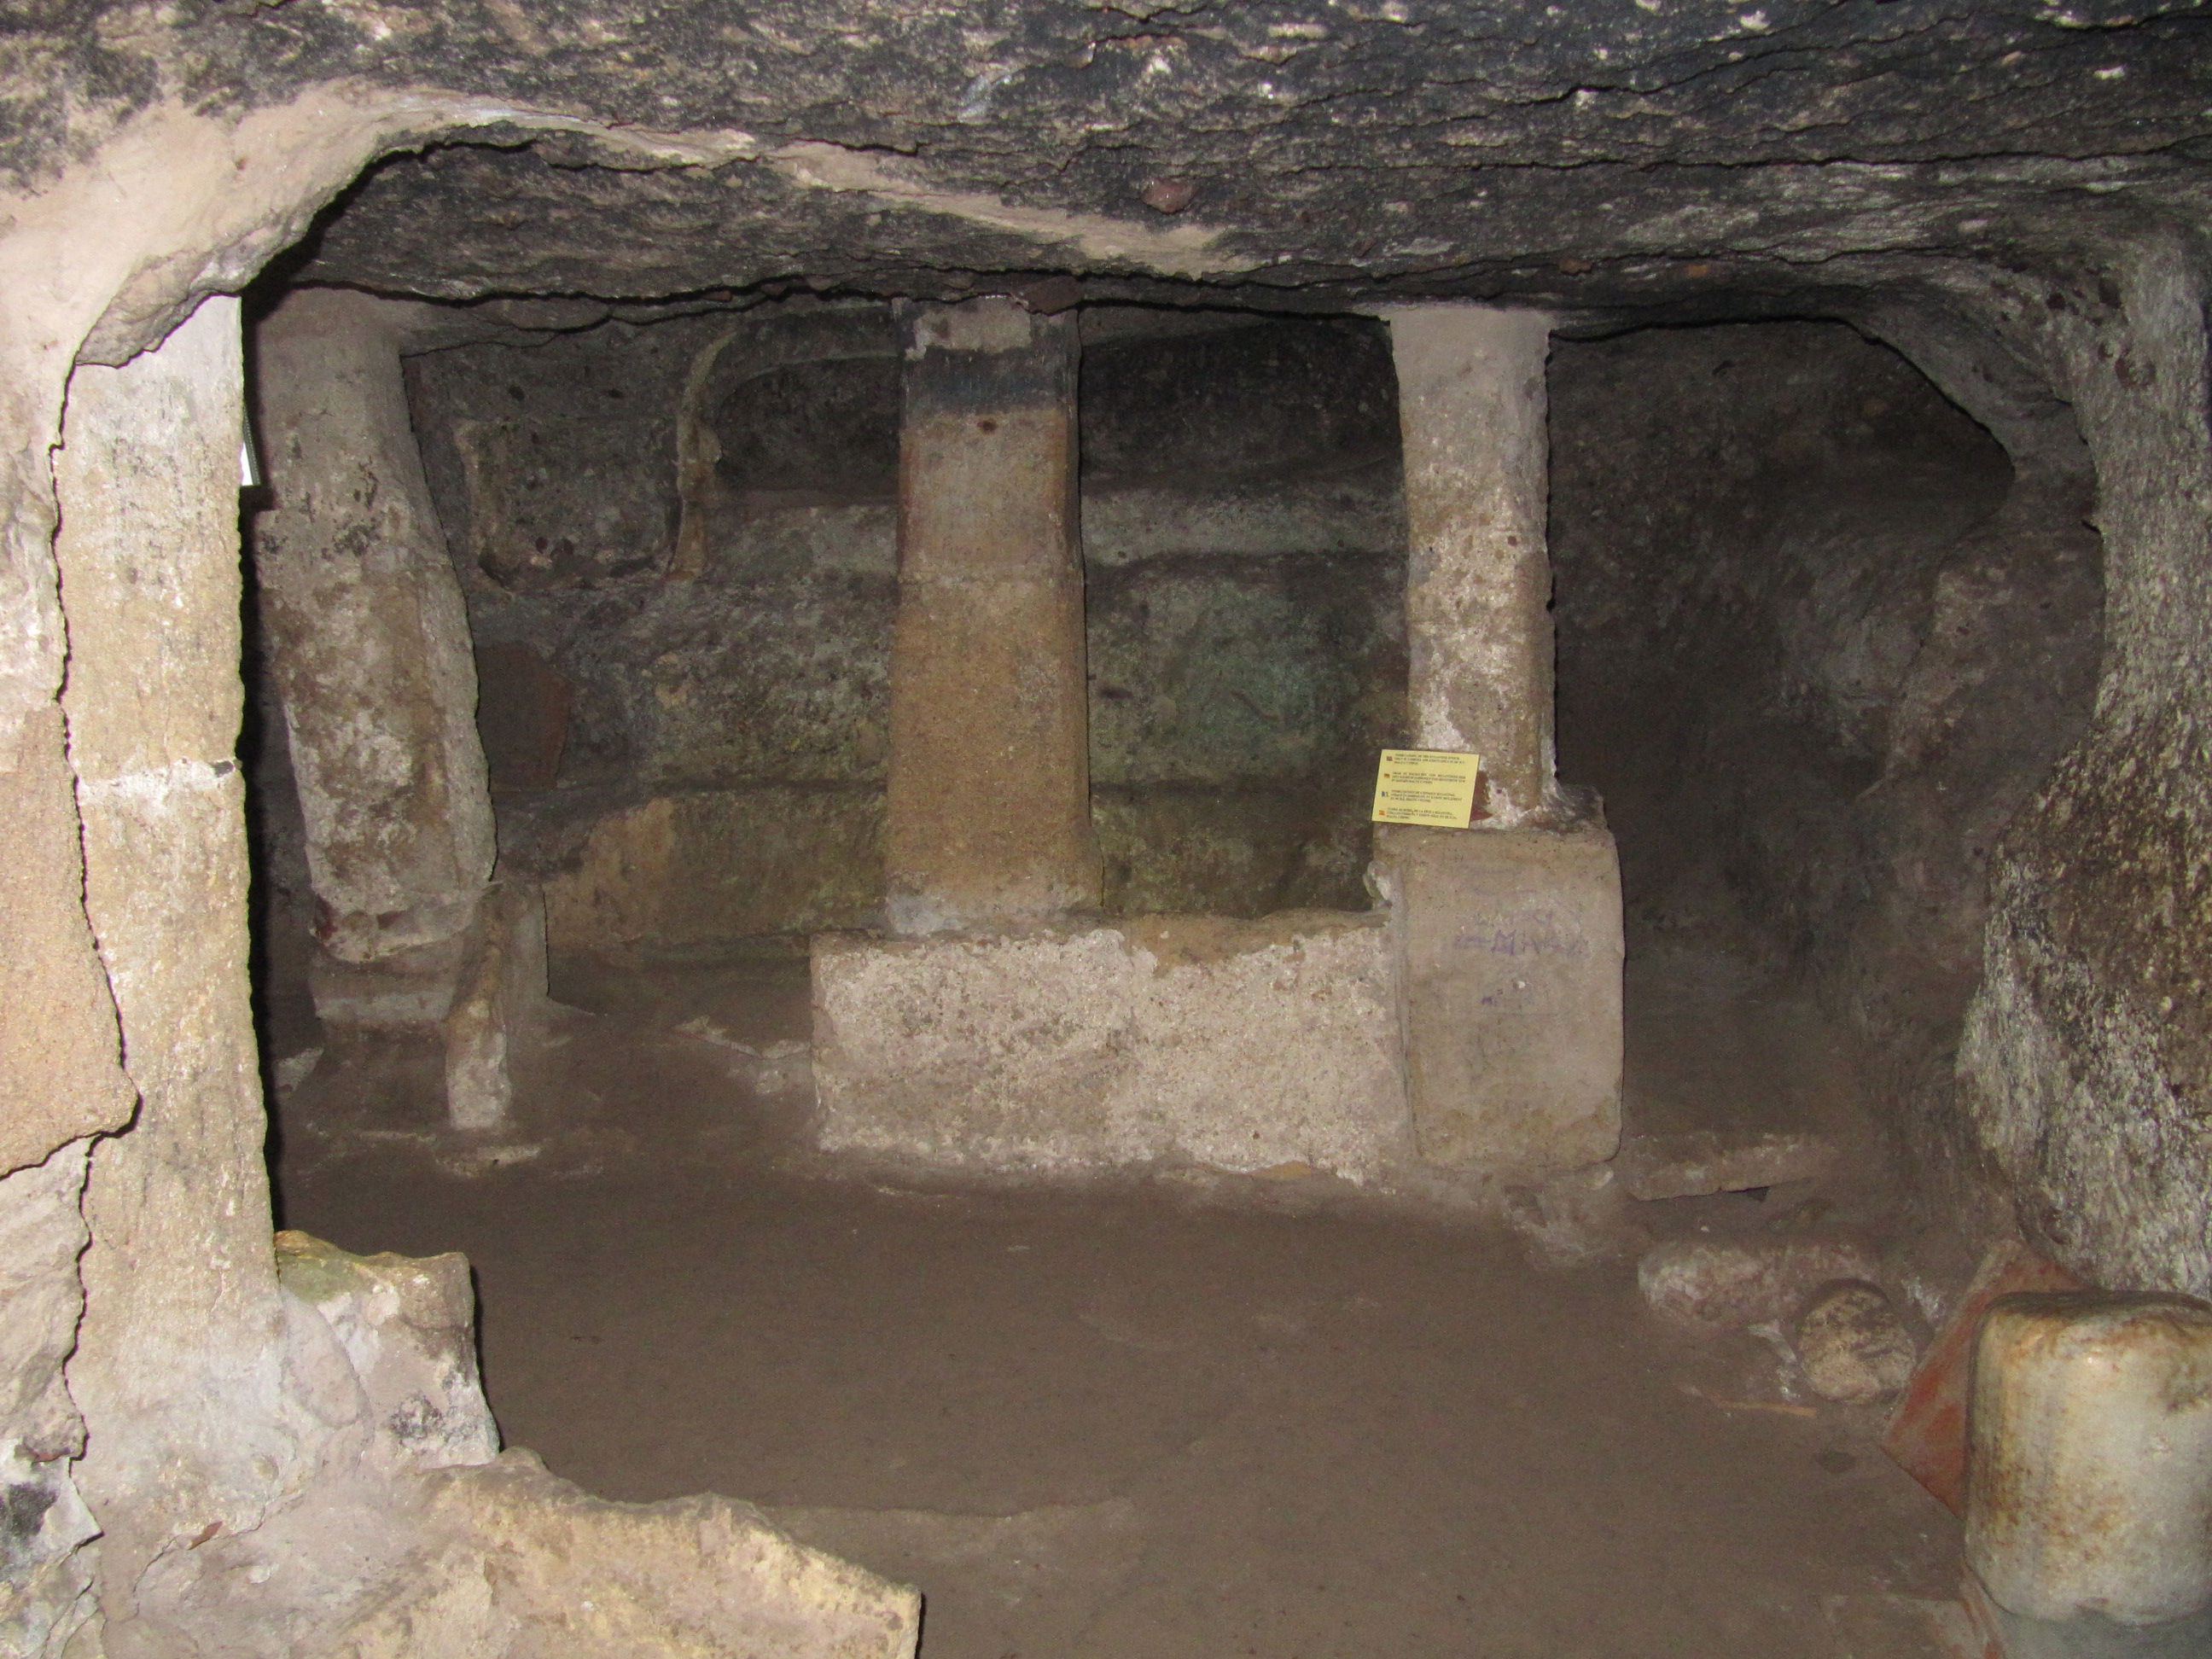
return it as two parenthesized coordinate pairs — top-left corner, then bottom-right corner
(23, 2), (2212, 311)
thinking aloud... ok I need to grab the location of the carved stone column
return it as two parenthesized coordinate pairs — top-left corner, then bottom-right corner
(883, 297), (1097, 934)
(254, 286), (495, 963)
(1376, 303), (1621, 1174)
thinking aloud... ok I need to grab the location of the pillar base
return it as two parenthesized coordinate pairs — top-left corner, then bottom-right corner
(811, 914), (1406, 1180)
(1378, 822), (1622, 1173)
(307, 882), (548, 1134)
(309, 934), (469, 1029)
(1965, 1571), (2212, 1659)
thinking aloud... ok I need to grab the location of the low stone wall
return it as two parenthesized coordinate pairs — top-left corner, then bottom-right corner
(812, 913), (1407, 1181)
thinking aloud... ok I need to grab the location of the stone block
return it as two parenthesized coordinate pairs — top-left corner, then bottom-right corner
(1379, 823), (1622, 1173)
(812, 914), (1406, 1180)
(310, 932), (469, 1028)
(1968, 1291), (2212, 1631)
(445, 881), (550, 1133)
(349, 1450), (920, 1659)
(1791, 1280), (1919, 1405)
(275, 1231), (499, 1471)
(1616, 1129), (1838, 1201)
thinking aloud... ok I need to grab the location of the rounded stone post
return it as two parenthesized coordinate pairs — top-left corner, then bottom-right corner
(1969, 1290), (2212, 1649)
(883, 297), (1097, 934)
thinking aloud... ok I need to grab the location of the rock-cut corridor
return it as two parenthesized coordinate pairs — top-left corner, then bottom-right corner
(8, 5), (2212, 1657)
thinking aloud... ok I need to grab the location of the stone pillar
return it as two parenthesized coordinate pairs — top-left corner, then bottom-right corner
(882, 297), (1097, 934)
(253, 286), (495, 964)
(55, 294), (293, 1649)
(1385, 304), (1556, 822)
(1375, 303), (1622, 1175)
(256, 288), (537, 1135)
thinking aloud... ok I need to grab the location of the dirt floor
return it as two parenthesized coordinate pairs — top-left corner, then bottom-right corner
(276, 945), (1966, 1659)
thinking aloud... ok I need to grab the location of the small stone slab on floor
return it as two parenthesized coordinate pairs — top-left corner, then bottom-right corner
(1616, 1129), (1837, 1202)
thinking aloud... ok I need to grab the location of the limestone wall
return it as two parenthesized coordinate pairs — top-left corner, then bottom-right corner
(1949, 245), (2212, 1299)
(1548, 319), (2108, 1262)
(397, 302), (1407, 970)
(402, 306), (895, 969)
(1080, 317), (1407, 916)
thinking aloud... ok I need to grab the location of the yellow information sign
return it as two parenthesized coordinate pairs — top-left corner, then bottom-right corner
(1371, 748), (1482, 829)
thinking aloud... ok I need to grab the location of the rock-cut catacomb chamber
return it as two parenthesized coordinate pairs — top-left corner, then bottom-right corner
(9, 10), (2212, 1659)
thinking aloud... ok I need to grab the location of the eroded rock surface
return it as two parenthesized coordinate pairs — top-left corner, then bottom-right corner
(1790, 1280), (1919, 1406)
(20, 2), (2212, 319)
(1639, 1237), (1883, 1332)
(393, 300), (1404, 969)
(9, 8), (2212, 1659)
(352, 1452), (920, 1659)
(274, 1231), (501, 1472)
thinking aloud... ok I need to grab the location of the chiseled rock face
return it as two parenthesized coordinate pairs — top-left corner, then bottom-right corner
(115, 1236), (917, 1659)
(17, 1), (2205, 321)
(812, 914), (1407, 1180)
(1957, 250), (2212, 1300)
(351, 1451), (921, 1659)
(541, 789), (888, 963)
(1548, 319), (2099, 1253)
(408, 303), (1406, 958)
(0, 1145), (99, 1658)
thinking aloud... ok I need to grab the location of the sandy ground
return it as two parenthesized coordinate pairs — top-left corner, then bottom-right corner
(278, 946), (1964, 1659)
